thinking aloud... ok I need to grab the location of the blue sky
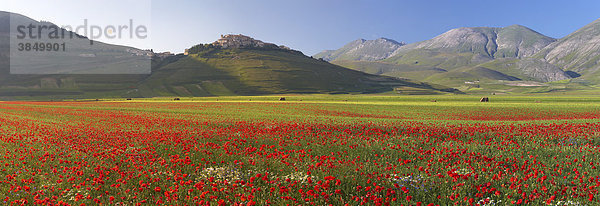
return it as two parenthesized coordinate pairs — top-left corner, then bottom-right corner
(5, 0), (600, 55)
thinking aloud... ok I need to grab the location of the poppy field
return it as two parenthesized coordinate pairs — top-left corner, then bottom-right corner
(2, 95), (600, 205)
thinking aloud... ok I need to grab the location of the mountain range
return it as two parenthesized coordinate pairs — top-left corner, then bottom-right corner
(0, 11), (459, 99)
(1, 10), (599, 98)
(317, 18), (600, 94)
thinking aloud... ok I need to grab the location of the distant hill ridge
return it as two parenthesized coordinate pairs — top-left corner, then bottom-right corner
(0, 12), (461, 98)
(314, 38), (405, 61)
(321, 20), (600, 94)
(143, 35), (461, 96)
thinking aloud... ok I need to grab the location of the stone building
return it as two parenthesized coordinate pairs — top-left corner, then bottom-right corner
(212, 34), (291, 50)
(212, 34), (267, 48)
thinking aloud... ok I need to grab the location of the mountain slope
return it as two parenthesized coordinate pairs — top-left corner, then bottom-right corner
(2, 11), (151, 74)
(534, 18), (600, 79)
(0, 11), (150, 98)
(322, 21), (600, 94)
(390, 25), (556, 59)
(339, 25), (569, 83)
(322, 25), (577, 93)
(140, 45), (461, 96)
(314, 38), (405, 61)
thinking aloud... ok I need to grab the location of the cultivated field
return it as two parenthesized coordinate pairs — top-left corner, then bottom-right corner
(2, 95), (600, 205)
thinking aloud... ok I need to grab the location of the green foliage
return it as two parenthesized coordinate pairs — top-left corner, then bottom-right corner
(186, 44), (218, 54)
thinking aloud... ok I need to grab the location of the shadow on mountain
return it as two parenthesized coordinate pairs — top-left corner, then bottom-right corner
(565, 71), (582, 78)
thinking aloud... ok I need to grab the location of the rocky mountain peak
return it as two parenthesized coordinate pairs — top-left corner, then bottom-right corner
(313, 37), (405, 61)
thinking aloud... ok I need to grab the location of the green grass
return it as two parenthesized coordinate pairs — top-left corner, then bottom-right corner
(68, 94), (600, 124)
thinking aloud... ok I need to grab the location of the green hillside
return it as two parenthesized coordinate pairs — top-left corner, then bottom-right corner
(139, 47), (461, 96)
(0, 46), (461, 99)
(333, 60), (447, 81)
